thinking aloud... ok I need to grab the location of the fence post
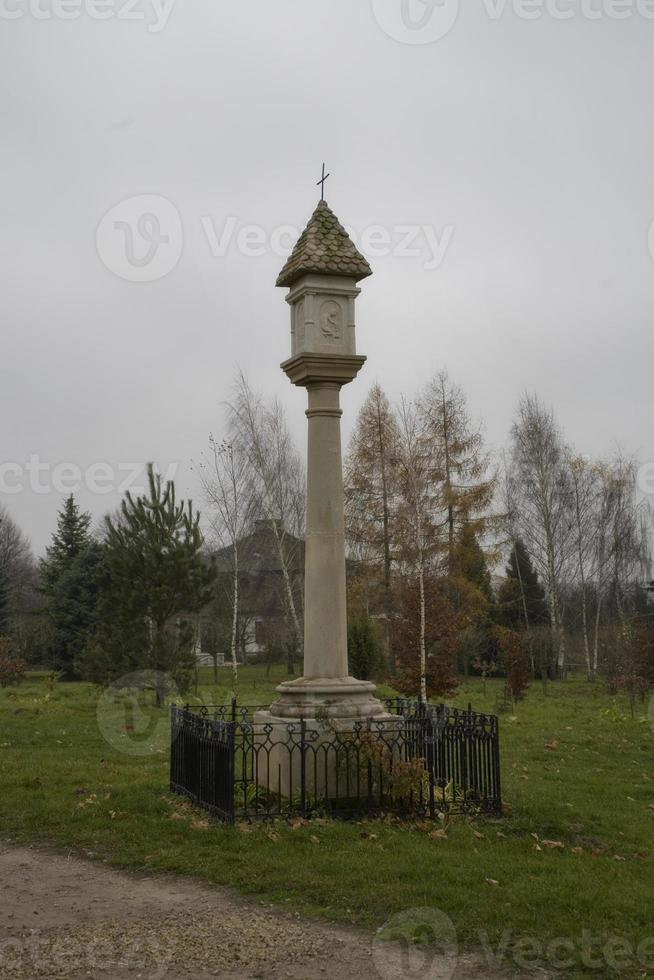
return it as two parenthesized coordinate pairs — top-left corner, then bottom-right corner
(169, 705), (176, 792)
(300, 717), (307, 816)
(425, 713), (435, 819)
(225, 721), (236, 824)
(493, 718), (502, 814)
(366, 716), (373, 809)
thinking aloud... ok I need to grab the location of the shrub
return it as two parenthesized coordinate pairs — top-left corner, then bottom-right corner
(493, 625), (530, 705)
(348, 618), (385, 681)
(0, 638), (27, 687)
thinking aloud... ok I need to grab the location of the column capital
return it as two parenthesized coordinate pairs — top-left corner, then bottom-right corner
(281, 352), (366, 388)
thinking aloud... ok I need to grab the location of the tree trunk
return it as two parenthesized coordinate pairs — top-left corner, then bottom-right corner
(440, 383), (455, 576)
(272, 521), (303, 659)
(230, 545), (239, 699)
(418, 552), (427, 703)
(592, 594), (602, 676)
(513, 541), (535, 675)
(376, 397), (395, 672)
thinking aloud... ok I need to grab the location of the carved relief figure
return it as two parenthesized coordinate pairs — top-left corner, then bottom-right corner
(319, 300), (343, 342)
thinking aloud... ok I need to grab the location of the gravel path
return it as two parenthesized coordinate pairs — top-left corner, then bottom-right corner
(0, 843), (532, 979)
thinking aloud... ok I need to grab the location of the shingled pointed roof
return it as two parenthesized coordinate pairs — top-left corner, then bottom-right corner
(276, 200), (372, 287)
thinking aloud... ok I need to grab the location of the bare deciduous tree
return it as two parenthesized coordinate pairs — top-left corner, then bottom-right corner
(509, 394), (573, 673)
(418, 371), (496, 574)
(0, 506), (35, 618)
(395, 397), (437, 702)
(566, 454), (600, 679)
(199, 437), (258, 697)
(228, 371), (305, 667)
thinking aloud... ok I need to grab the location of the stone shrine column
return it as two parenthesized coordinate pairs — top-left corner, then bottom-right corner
(263, 198), (387, 721)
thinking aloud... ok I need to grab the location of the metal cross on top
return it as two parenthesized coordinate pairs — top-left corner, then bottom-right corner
(316, 162), (330, 200)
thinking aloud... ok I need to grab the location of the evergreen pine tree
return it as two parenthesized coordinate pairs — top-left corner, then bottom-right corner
(452, 523), (492, 599)
(42, 496), (92, 585)
(497, 538), (547, 629)
(88, 465), (216, 705)
(40, 495), (95, 676)
(50, 542), (104, 675)
(347, 618), (384, 681)
(450, 522), (494, 674)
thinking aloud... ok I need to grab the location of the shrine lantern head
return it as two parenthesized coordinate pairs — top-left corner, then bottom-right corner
(276, 199), (372, 359)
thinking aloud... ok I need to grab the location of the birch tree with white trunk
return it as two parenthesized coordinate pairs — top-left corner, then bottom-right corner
(509, 394), (573, 674)
(228, 371), (305, 667)
(395, 397), (436, 702)
(199, 437), (258, 698)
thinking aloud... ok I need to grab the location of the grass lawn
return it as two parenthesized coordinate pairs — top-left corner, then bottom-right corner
(1, 667), (653, 978)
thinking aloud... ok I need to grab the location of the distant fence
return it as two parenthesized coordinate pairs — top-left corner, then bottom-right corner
(170, 699), (501, 823)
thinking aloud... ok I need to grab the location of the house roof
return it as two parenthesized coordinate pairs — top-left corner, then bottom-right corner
(212, 520), (304, 576)
(276, 200), (372, 287)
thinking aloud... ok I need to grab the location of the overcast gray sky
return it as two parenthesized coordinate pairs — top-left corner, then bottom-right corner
(2, 0), (653, 555)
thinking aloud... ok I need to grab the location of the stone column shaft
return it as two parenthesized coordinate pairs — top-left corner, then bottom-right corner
(303, 382), (347, 679)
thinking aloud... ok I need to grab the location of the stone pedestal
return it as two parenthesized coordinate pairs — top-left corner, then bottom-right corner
(252, 709), (402, 802)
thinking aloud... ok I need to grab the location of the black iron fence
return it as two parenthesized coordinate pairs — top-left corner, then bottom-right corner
(170, 699), (501, 823)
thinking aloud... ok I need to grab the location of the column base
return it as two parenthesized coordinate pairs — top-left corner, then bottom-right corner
(269, 675), (387, 720)
(252, 703), (401, 801)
